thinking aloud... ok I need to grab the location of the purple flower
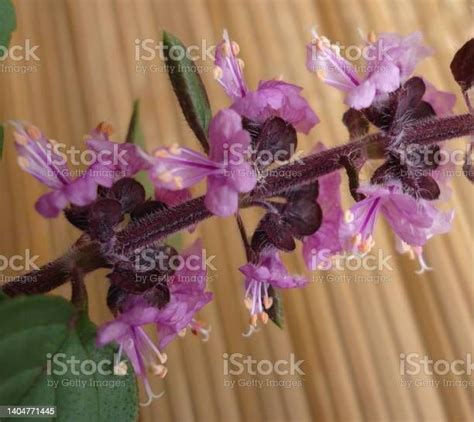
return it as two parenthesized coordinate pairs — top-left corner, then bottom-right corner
(421, 79), (457, 116)
(213, 30), (248, 100)
(85, 122), (149, 186)
(148, 109), (257, 216)
(239, 251), (307, 336)
(307, 31), (433, 109)
(13, 121), (148, 218)
(214, 30), (319, 133)
(97, 240), (212, 406)
(13, 122), (98, 217)
(339, 183), (454, 257)
(232, 80), (320, 134)
(96, 301), (166, 406)
(155, 239), (213, 349)
(154, 186), (192, 208)
(302, 146), (343, 270)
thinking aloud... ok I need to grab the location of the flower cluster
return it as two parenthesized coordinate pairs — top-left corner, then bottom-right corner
(7, 30), (473, 406)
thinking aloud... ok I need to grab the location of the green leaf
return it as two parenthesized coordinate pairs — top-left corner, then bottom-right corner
(267, 286), (284, 329)
(0, 0), (16, 162)
(125, 100), (153, 198)
(0, 289), (8, 303)
(0, 0), (16, 49)
(163, 31), (211, 153)
(0, 295), (138, 421)
(126, 99), (144, 145)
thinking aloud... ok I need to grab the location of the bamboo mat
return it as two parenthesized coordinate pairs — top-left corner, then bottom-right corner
(0, 0), (472, 421)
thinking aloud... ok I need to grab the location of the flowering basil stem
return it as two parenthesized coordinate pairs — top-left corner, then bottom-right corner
(2, 30), (473, 407)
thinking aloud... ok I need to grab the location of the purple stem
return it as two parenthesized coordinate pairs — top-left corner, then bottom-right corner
(2, 113), (473, 296)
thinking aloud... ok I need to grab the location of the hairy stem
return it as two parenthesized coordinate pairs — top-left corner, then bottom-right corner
(2, 237), (110, 297)
(2, 112), (473, 295)
(71, 269), (88, 312)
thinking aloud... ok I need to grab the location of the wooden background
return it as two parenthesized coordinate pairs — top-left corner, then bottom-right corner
(0, 0), (472, 421)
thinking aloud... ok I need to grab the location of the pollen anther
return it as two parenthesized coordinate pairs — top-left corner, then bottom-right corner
(26, 125), (41, 140)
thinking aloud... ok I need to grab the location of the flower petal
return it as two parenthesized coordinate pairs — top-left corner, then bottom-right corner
(204, 176), (239, 216)
(214, 30), (248, 100)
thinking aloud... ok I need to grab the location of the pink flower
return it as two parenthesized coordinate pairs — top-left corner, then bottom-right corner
(421, 79), (457, 116)
(97, 240), (212, 406)
(155, 239), (213, 349)
(148, 109), (257, 216)
(85, 122), (149, 185)
(13, 121), (147, 218)
(154, 187), (192, 208)
(214, 30), (319, 133)
(339, 183), (454, 257)
(307, 31), (433, 109)
(13, 122), (98, 217)
(96, 302), (166, 407)
(239, 251), (307, 336)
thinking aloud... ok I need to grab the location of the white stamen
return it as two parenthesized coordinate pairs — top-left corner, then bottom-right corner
(231, 41), (240, 55)
(150, 363), (168, 378)
(344, 210), (354, 223)
(242, 324), (260, 337)
(414, 248), (433, 274)
(197, 325), (212, 342)
(213, 66), (223, 80)
(140, 380), (165, 407)
(368, 30), (377, 44)
(113, 360), (128, 376)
